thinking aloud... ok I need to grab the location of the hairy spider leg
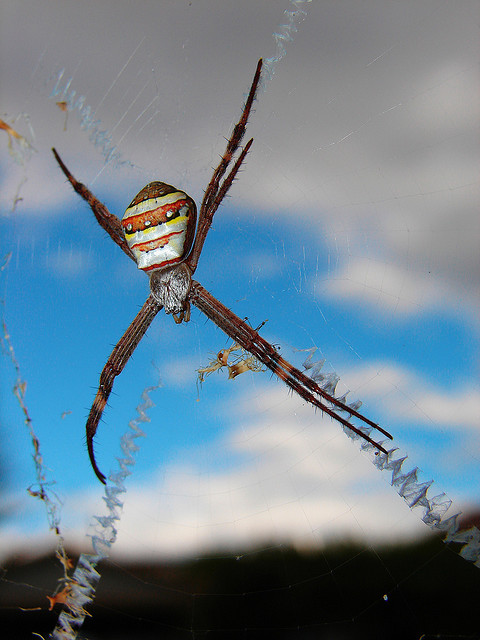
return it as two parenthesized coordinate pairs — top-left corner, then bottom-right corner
(200, 59), (261, 217)
(86, 295), (162, 483)
(52, 148), (135, 263)
(190, 281), (393, 454)
(187, 139), (253, 274)
(187, 59), (262, 274)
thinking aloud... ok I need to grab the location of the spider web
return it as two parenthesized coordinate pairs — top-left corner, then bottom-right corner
(1, 1), (479, 639)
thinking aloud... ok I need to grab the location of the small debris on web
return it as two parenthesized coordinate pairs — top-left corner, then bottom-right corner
(197, 342), (265, 385)
(55, 101), (69, 131)
(0, 115), (36, 164)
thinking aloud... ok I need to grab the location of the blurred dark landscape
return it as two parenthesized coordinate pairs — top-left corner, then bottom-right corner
(2, 534), (479, 640)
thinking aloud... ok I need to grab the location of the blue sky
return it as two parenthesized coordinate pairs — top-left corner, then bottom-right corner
(1, 0), (479, 562)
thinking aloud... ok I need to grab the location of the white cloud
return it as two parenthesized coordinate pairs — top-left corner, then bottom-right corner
(2, 357), (477, 564)
(418, 390), (480, 429)
(98, 363), (480, 559)
(322, 257), (450, 314)
(111, 414), (426, 560)
(342, 362), (480, 431)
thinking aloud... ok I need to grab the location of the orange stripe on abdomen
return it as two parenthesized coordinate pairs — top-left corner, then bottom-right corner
(130, 231), (183, 253)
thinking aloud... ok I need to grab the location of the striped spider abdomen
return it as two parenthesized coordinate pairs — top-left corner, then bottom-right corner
(122, 182), (197, 272)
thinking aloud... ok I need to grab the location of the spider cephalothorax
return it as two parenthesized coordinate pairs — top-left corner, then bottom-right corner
(53, 59), (392, 484)
(149, 264), (192, 323)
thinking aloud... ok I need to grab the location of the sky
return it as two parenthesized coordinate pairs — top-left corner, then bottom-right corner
(0, 0), (479, 565)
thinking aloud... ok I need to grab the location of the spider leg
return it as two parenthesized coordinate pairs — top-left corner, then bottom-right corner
(187, 59), (262, 273)
(86, 294), (162, 483)
(190, 281), (393, 454)
(187, 138), (253, 272)
(52, 148), (135, 263)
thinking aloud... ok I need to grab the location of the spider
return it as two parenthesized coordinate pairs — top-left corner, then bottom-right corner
(52, 59), (392, 484)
